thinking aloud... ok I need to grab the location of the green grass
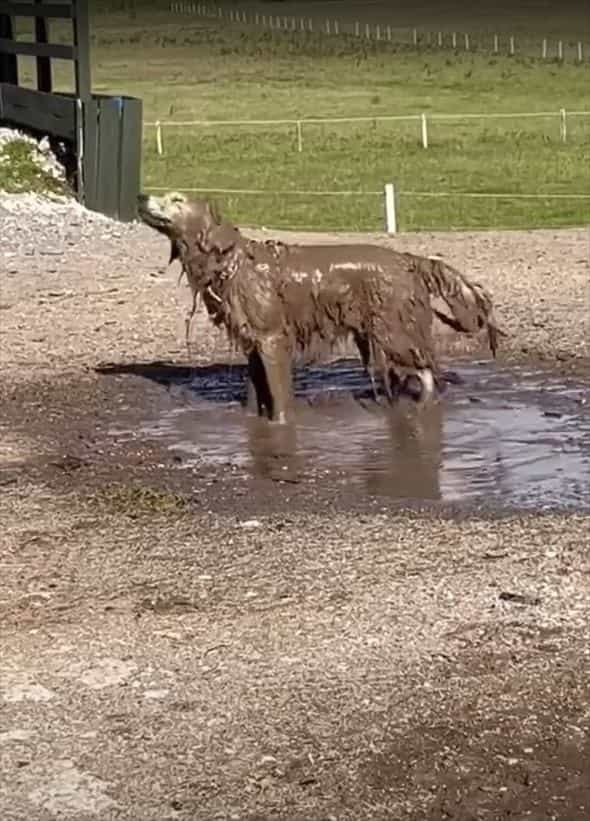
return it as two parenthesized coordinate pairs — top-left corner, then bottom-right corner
(0, 139), (67, 196)
(14, 10), (590, 230)
(140, 116), (590, 231)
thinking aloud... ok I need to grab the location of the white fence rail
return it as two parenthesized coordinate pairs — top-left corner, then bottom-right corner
(169, 2), (589, 62)
(144, 110), (590, 155)
(142, 183), (590, 234)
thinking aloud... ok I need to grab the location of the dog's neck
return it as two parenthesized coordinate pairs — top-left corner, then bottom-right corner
(176, 237), (244, 324)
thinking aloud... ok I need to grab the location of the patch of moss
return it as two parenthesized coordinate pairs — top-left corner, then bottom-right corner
(89, 483), (189, 518)
(0, 139), (68, 195)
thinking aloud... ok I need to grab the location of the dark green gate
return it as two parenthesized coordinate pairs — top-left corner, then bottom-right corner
(81, 94), (143, 222)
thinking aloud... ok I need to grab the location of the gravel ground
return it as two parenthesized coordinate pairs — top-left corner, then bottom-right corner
(1, 193), (590, 820)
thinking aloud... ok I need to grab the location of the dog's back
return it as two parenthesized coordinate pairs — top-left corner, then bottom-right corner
(244, 240), (435, 371)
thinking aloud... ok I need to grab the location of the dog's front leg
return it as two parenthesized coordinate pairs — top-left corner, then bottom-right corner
(259, 335), (293, 425)
(184, 288), (200, 352)
(246, 350), (273, 418)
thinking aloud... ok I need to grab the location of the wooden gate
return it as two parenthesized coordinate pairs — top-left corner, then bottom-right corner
(0, 0), (142, 221)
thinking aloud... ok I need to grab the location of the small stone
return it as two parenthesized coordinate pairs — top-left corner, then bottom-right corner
(143, 689), (170, 700)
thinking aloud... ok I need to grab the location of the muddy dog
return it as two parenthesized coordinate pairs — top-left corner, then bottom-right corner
(137, 192), (501, 424)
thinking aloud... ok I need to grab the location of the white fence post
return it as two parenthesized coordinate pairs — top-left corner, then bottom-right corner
(493, 34), (499, 53)
(437, 31), (442, 47)
(578, 42), (584, 62)
(542, 38), (547, 59)
(296, 120), (303, 152)
(365, 23), (370, 38)
(376, 24), (381, 40)
(155, 121), (163, 156)
(560, 108), (567, 143)
(412, 28), (418, 46)
(421, 113), (428, 149)
(509, 35), (515, 55)
(558, 40), (563, 60)
(354, 21), (360, 36)
(464, 32), (470, 50)
(385, 183), (397, 234)
(334, 20), (339, 35)
(452, 31), (457, 48)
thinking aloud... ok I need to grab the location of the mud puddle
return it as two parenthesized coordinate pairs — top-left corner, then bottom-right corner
(109, 360), (590, 512)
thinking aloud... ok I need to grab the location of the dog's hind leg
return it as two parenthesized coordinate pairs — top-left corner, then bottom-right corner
(384, 365), (404, 402)
(403, 368), (438, 402)
(418, 368), (435, 399)
(258, 335), (294, 425)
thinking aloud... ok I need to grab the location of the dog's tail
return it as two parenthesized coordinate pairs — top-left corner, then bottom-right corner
(406, 253), (505, 357)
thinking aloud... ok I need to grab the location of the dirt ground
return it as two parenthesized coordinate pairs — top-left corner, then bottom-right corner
(1, 195), (590, 820)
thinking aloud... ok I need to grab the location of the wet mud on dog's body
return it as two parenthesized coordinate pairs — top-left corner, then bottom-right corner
(137, 192), (502, 424)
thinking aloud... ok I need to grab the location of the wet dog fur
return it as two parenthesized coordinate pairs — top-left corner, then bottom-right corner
(137, 191), (502, 424)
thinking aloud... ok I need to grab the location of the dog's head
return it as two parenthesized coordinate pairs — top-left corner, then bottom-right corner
(137, 191), (241, 257)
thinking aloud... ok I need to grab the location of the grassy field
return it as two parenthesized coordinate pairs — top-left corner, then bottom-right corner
(13, 5), (590, 231)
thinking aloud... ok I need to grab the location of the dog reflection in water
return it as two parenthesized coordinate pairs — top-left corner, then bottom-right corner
(242, 391), (445, 500)
(374, 400), (444, 500)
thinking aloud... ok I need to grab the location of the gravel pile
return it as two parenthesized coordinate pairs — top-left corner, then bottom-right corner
(0, 126), (142, 257)
(0, 191), (140, 259)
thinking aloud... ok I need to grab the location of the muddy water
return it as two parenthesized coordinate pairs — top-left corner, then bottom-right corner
(113, 361), (590, 512)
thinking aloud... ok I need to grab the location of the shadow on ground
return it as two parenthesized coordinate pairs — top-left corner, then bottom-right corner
(94, 358), (464, 408)
(94, 360), (229, 389)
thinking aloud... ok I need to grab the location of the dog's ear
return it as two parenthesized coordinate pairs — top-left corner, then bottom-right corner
(208, 199), (223, 225)
(168, 240), (181, 265)
(203, 220), (240, 254)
